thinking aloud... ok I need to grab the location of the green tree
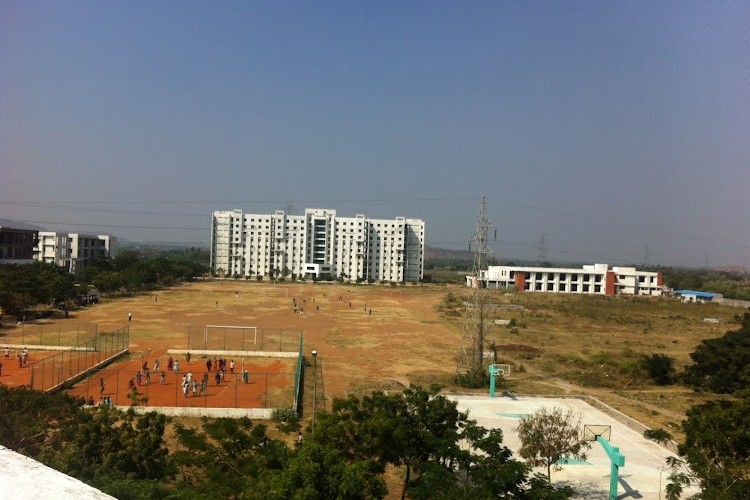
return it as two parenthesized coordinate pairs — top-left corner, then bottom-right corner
(666, 395), (750, 499)
(315, 385), (534, 499)
(515, 406), (591, 483)
(0, 262), (76, 315)
(48, 408), (171, 484)
(92, 270), (125, 296)
(252, 441), (387, 500)
(642, 354), (676, 385)
(683, 313), (750, 394)
(0, 386), (82, 456)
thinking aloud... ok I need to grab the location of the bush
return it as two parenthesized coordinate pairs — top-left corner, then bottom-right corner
(642, 354), (675, 385)
(271, 406), (300, 433)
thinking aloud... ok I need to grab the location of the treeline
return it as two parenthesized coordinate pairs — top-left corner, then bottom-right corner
(78, 248), (209, 295)
(0, 385), (571, 499)
(0, 248), (209, 317)
(657, 266), (750, 300)
(648, 313), (750, 498)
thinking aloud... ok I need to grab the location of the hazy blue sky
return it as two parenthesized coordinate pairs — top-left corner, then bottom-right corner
(1, 2), (748, 267)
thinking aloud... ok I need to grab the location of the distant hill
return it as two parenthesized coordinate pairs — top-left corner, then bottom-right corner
(0, 218), (45, 231)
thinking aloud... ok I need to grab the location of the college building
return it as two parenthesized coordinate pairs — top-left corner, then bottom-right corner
(35, 232), (115, 273)
(467, 263), (665, 296)
(211, 208), (425, 282)
(0, 225), (38, 264)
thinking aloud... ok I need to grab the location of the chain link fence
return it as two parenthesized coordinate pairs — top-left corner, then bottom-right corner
(29, 326), (129, 392)
(12, 322), (98, 347)
(187, 326), (302, 352)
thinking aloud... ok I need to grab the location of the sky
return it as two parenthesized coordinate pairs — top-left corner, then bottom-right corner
(1, 1), (749, 268)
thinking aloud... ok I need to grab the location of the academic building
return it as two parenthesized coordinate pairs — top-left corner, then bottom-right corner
(467, 263), (664, 296)
(35, 232), (114, 273)
(0, 225), (38, 264)
(211, 208), (425, 282)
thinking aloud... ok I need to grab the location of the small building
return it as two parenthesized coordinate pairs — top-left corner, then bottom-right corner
(673, 290), (718, 303)
(468, 263), (664, 297)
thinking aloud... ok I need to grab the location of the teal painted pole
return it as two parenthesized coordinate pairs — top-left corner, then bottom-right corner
(488, 364), (498, 397)
(596, 436), (625, 500)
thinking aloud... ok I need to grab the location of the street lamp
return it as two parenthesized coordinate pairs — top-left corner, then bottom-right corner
(311, 350), (318, 433)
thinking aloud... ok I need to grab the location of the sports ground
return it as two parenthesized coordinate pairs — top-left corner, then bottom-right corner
(0, 280), (710, 497)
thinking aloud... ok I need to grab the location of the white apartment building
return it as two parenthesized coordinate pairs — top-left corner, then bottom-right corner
(36, 232), (114, 273)
(467, 263), (664, 296)
(211, 208), (425, 282)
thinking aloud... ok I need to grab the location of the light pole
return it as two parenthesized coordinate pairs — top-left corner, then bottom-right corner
(311, 350), (318, 433)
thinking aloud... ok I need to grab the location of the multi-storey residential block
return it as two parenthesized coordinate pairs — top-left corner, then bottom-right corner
(467, 263), (664, 296)
(211, 209), (425, 282)
(36, 232), (114, 273)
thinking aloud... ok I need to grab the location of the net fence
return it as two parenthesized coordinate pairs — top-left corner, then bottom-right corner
(29, 326), (129, 392)
(69, 363), (295, 410)
(11, 323), (98, 347)
(187, 326), (302, 352)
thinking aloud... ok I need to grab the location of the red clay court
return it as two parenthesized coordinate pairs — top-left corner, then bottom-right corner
(1, 346), (295, 410)
(66, 350), (295, 410)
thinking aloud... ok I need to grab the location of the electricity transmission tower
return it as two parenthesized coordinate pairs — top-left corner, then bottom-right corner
(458, 196), (496, 385)
(537, 233), (548, 263)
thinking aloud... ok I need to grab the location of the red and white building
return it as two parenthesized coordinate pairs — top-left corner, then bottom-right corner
(467, 263), (664, 296)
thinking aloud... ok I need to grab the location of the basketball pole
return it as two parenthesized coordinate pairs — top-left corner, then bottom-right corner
(489, 364), (499, 397)
(596, 436), (626, 500)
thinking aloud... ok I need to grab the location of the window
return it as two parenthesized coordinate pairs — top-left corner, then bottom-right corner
(595, 285), (601, 293)
(571, 283), (578, 292)
(547, 283), (554, 291)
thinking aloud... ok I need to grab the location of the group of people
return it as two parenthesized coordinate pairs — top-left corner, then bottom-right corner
(206, 357), (233, 373)
(0, 347), (29, 376)
(81, 395), (112, 407)
(181, 371), (209, 397)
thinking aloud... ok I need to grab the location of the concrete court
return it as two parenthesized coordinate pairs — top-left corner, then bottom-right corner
(450, 395), (699, 500)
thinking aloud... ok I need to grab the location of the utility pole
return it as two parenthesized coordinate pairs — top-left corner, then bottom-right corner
(458, 196), (495, 385)
(311, 350), (318, 433)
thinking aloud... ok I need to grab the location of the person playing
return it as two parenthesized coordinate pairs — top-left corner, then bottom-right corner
(215, 371), (221, 386)
(229, 360), (235, 373)
(243, 369), (249, 384)
(153, 359), (160, 372)
(160, 371), (166, 384)
(167, 356), (174, 371)
(174, 359), (180, 373)
(206, 358), (212, 372)
(128, 311), (132, 322)
(99, 378), (105, 395)
(186, 351), (191, 363)
(4, 346), (9, 359)
(136, 371), (142, 386)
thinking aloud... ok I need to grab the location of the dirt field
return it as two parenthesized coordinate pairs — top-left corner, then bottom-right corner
(0, 281), (739, 435)
(0, 281), (460, 409)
